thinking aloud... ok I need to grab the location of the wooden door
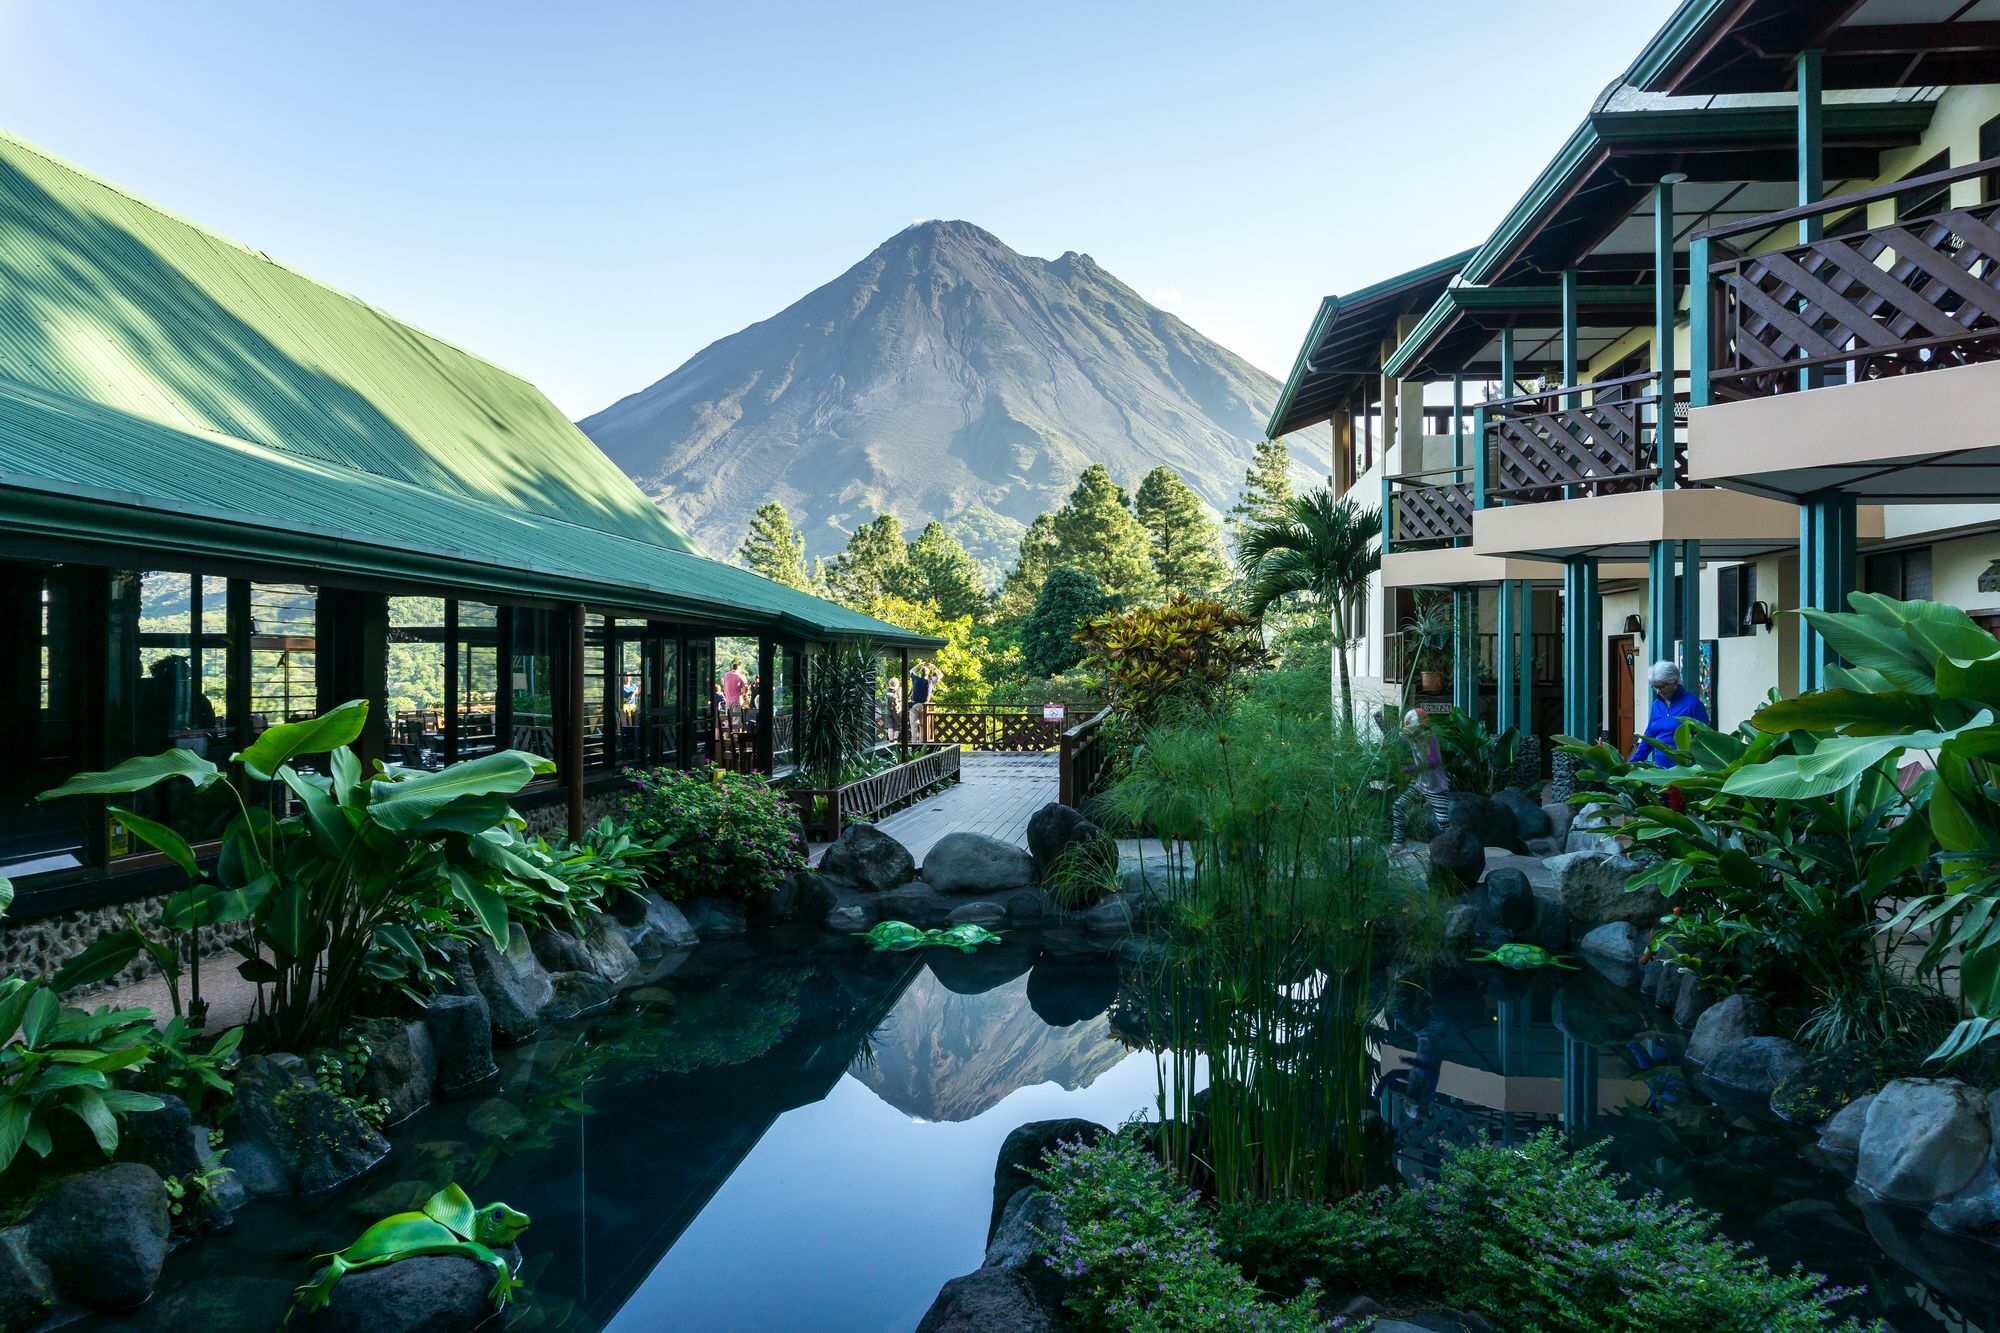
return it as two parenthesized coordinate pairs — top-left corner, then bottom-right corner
(1608, 635), (1638, 756)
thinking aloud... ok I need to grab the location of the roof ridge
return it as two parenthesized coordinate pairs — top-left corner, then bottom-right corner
(0, 126), (547, 396)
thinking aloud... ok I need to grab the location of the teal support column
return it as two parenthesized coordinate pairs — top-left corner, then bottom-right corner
(1677, 540), (1703, 679)
(1497, 578), (1520, 732)
(1499, 327), (1516, 400)
(1453, 587), (1479, 717)
(1689, 234), (1713, 410)
(1381, 469), (1393, 554)
(1452, 373), (1465, 469)
(1473, 406), (1489, 509)
(1797, 49), (1823, 393)
(1562, 558), (1601, 740)
(1646, 541), (1676, 665)
(1654, 175), (1680, 488)
(1800, 492), (1858, 691)
(1560, 269), (1580, 403)
(1516, 578), (1535, 735)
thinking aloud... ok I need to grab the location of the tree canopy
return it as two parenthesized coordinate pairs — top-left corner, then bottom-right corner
(1021, 565), (1113, 677)
(1134, 466), (1229, 595)
(1050, 464), (1156, 603)
(1227, 438), (1297, 555)
(738, 500), (813, 591)
(906, 521), (989, 621)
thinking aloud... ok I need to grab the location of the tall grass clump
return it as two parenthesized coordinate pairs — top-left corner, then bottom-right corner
(1105, 667), (1442, 1203)
(797, 640), (881, 787)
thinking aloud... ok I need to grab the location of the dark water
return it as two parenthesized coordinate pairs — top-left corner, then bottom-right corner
(96, 932), (1995, 1332)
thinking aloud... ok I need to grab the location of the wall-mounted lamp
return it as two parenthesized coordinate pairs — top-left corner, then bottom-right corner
(1747, 600), (1775, 634)
(1622, 613), (1644, 639)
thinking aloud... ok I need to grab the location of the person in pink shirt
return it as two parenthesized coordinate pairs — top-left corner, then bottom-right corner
(721, 661), (748, 711)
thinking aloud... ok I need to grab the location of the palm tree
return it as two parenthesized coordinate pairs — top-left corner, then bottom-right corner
(1238, 489), (1382, 732)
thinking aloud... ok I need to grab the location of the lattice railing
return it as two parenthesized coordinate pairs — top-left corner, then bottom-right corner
(1386, 466), (1474, 552)
(1483, 371), (1683, 505)
(1701, 156), (2000, 400)
(923, 704), (1070, 751)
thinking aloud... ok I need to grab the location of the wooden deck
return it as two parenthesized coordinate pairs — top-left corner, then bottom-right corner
(812, 750), (1058, 866)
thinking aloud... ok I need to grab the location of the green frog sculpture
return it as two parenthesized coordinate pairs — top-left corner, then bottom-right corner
(1466, 943), (1577, 971)
(290, 1184), (530, 1317)
(857, 920), (1005, 953)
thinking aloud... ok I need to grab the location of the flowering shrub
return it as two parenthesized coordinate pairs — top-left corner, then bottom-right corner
(1218, 1130), (1881, 1333)
(619, 766), (805, 903)
(1030, 1131), (1328, 1333)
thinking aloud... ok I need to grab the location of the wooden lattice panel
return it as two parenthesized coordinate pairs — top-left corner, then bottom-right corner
(1488, 399), (1656, 503)
(1393, 483), (1473, 547)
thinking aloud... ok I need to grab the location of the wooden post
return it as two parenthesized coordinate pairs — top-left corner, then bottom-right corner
(566, 603), (586, 840)
(442, 598), (460, 765)
(898, 647), (912, 753)
(1655, 175), (1679, 490)
(756, 636), (776, 774)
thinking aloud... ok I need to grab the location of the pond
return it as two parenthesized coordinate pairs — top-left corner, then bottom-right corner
(89, 931), (1998, 1332)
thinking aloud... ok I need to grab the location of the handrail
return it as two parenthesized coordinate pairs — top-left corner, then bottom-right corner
(1696, 153), (2000, 245)
(1385, 464), (1474, 485)
(1058, 706), (1114, 809)
(1482, 368), (1680, 414)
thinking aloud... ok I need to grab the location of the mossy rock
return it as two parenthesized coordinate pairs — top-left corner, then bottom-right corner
(1771, 1042), (1880, 1125)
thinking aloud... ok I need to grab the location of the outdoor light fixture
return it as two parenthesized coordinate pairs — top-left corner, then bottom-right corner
(1661, 171), (1689, 185)
(1623, 613), (1644, 638)
(1748, 600), (1775, 633)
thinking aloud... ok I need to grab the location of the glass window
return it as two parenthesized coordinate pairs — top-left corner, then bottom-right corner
(685, 638), (715, 764)
(456, 603), (500, 762)
(1, 563), (92, 878)
(386, 597), (448, 769)
(507, 607), (559, 763)
(644, 634), (681, 769)
(610, 621), (646, 768)
(582, 614), (609, 770)
(249, 583), (318, 731)
(771, 646), (799, 777)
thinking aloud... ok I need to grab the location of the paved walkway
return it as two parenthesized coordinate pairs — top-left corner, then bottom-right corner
(813, 750), (1059, 866)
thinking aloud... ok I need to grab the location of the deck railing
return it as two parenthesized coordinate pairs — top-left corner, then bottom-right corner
(1385, 465), (1475, 551)
(785, 742), (962, 841)
(1698, 155), (2000, 401)
(922, 702), (1080, 751)
(1482, 371), (1689, 505)
(1058, 706), (1114, 809)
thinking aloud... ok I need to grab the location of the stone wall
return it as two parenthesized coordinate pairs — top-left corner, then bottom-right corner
(518, 791), (627, 840)
(0, 891), (253, 991)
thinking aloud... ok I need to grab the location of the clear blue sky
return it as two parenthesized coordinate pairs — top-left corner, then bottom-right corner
(0, 1), (1676, 418)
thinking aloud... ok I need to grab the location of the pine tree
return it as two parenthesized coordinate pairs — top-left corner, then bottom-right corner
(1021, 566), (1112, 677)
(822, 513), (912, 609)
(906, 521), (989, 621)
(1227, 438), (1297, 555)
(1134, 466), (1230, 595)
(1050, 464), (1156, 603)
(997, 512), (1062, 619)
(737, 500), (812, 590)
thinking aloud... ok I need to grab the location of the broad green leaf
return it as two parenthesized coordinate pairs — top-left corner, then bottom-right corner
(0, 877), (12, 919)
(1936, 654), (2000, 710)
(106, 806), (200, 880)
(39, 749), (219, 800)
(446, 865), (510, 946)
(262, 882), (317, 961)
(329, 745), (364, 808)
(403, 794), (520, 837)
(366, 750), (555, 833)
(66, 1088), (120, 1153)
(233, 700), (369, 781)
(1752, 688), (1937, 737)
(236, 955), (282, 984)
(373, 922), (426, 965)
(280, 764), (353, 856)
(1865, 812), (1938, 896)
(0, 1103), (28, 1174)
(1625, 859), (1692, 898)
(1718, 847), (1762, 889)
(18, 988), (56, 1049)
(50, 928), (148, 994)
(96, 1089), (166, 1114)
(1723, 730), (1963, 799)
(0, 983), (31, 1046)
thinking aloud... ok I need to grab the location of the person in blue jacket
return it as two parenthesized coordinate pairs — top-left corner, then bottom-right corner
(1631, 659), (1710, 766)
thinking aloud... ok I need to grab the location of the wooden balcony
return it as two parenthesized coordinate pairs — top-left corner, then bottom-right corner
(1386, 466), (1474, 551)
(1699, 155), (2000, 402)
(1483, 371), (1688, 505)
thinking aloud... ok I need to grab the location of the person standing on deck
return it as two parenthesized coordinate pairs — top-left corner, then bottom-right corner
(1630, 660), (1710, 767)
(722, 661), (748, 713)
(909, 661), (938, 742)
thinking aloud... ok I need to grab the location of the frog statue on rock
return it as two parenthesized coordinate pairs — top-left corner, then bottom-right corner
(290, 1184), (530, 1318)
(1467, 943), (1578, 971)
(857, 920), (1006, 953)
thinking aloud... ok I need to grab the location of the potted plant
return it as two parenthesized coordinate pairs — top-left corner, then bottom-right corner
(1402, 595), (1455, 705)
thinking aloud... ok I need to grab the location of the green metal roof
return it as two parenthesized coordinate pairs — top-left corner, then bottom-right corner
(1265, 249), (1474, 437)
(1624, 0), (2000, 94)
(1382, 283), (1657, 381)
(0, 130), (938, 648)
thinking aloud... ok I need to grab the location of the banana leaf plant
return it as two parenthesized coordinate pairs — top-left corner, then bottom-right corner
(41, 700), (564, 1050)
(0, 975), (162, 1173)
(1720, 594), (2000, 1062)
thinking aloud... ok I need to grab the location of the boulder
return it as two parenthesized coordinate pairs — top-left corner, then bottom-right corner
(819, 824), (916, 892)
(529, 928), (592, 974)
(579, 915), (641, 985)
(825, 903), (873, 934)
(1672, 972), (1713, 1028)
(113, 1092), (209, 1216)
(1818, 1091), (1876, 1164)
(33, 1163), (170, 1311)
(618, 891), (699, 957)
(1749, 1200), (1876, 1273)
(948, 900), (1007, 928)
(225, 1054), (390, 1197)
(1078, 896), (1134, 940)
(1118, 847), (1192, 901)
(915, 1267), (1055, 1333)
(466, 1097), (531, 1141)
(1699, 1035), (1806, 1101)
(0, 1226), (51, 1331)
(1685, 993), (1770, 1068)
(924, 832), (1036, 895)
(1548, 850), (1659, 931)
(539, 970), (619, 1024)
(927, 938), (1037, 996)
(1524, 881), (1569, 951)
(148, 1274), (298, 1332)
(683, 895), (749, 939)
(293, 1251), (519, 1333)
(1857, 1078), (1992, 1205)
(1428, 825), (1485, 890)
(1027, 959), (1119, 1026)
(1493, 787), (1551, 840)
(1578, 921), (1641, 964)
(350, 1019), (437, 1127)
(1932, 1162), (2000, 1239)
(467, 924), (554, 1045)
(1771, 1042), (1877, 1126)
(1003, 889), (1049, 924)
(1025, 802), (1088, 874)
(1542, 803), (1576, 842)
(425, 993), (499, 1097)
(878, 882), (952, 927)
(1441, 791), (1520, 851)
(985, 1187), (1060, 1272)
(1482, 868), (1535, 934)
(195, 1135), (248, 1215)
(991, 1118), (1105, 1236)
(1443, 904), (1478, 951)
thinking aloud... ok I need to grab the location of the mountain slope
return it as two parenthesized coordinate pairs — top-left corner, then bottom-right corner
(579, 220), (1327, 567)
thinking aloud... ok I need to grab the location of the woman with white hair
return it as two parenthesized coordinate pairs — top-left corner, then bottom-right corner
(1630, 659), (1711, 767)
(1391, 708), (1452, 843)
